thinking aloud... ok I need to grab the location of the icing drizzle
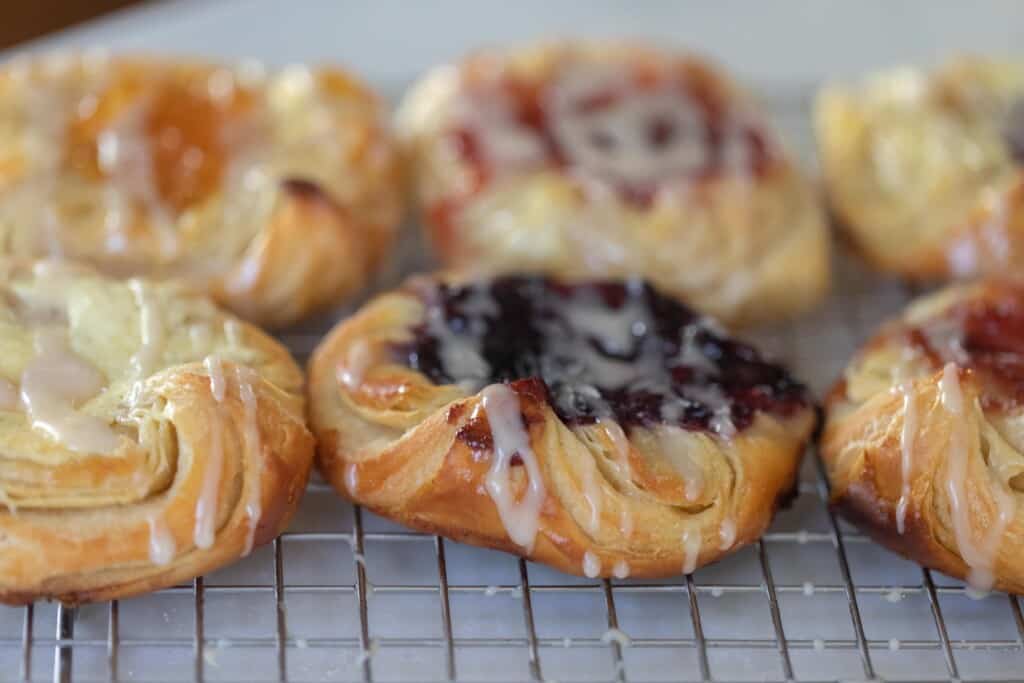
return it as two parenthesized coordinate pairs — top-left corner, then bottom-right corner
(20, 329), (121, 453)
(398, 276), (808, 435)
(938, 363), (1016, 593)
(480, 383), (548, 552)
(445, 60), (776, 207)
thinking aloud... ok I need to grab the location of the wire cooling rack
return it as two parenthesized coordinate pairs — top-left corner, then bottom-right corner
(2, 89), (1024, 683)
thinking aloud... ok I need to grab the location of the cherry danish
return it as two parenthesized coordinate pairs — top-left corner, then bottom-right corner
(823, 279), (1024, 595)
(398, 41), (830, 325)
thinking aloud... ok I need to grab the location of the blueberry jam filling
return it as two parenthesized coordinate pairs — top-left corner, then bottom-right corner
(394, 276), (809, 435)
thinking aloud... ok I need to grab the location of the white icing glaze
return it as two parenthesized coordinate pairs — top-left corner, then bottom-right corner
(20, 330), (121, 453)
(552, 86), (712, 187)
(939, 363), (1016, 592)
(147, 514), (176, 566)
(480, 383), (547, 552)
(237, 366), (263, 556)
(612, 559), (631, 579)
(204, 355), (227, 402)
(895, 383), (917, 535)
(424, 295), (493, 391)
(582, 550), (602, 578)
(0, 378), (20, 411)
(339, 340), (372, 390)
(96, 102), (179, 258)
(657, 426), (704, 502)
(581, 456), (603, 535)
(600, 419), (631, 472)
(193, 414), (224, 550)
(127, 279), (165, 380)
(344, 462), (360, 495)
(450, 89), (548, 169)
(719, 517), (737, 551)
(681, 528), (701, 575)
(683, 384), (736, 439)
(600, 627), (632, 648)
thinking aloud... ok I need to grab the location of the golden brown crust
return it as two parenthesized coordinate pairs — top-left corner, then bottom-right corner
(815, 57), (1024, 281)
(0, 54), (403, 328)
(397, 41), (830, 326)
(0, 261), (314, 605)
(822, 279), (1024, 594)
(308, 273), (816, 578)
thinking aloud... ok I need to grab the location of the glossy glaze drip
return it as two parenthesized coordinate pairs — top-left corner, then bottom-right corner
(719, 517), (737, 550)
(237, 365), (262, 557)
(939, 363), (1016, 593)
(581, 456), (603, 534)
(194, 356), (227, 550)
(480, 383), (548, 551)
(20, 330), (121, 453)
(193, 415), (224, 550)
(398, 276), (808, 435)
(204, 355), (227, 402)
(681, 527), (701, 575)
(339, 340), (372, 390)
(128, 279), (165, 382)
(612, 559), (631, 579)
(895, 383), (917, 535)
(147, 514), (176, 566)
(582, 550), (602, 578)
(446, 62), (774, 207)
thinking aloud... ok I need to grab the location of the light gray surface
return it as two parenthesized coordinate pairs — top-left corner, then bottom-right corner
(10, 0), (1024, 90)
(2, 3), (1024, 682)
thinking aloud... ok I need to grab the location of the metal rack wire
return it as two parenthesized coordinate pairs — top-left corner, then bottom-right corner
(2, 92), (1024, 683)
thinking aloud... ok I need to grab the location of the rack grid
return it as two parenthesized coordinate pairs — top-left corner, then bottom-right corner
(2, 90), (1023, 683)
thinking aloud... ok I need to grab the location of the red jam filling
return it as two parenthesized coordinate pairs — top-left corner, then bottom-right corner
(443, 63), (775, 211)
(908, 291), (1024, 410)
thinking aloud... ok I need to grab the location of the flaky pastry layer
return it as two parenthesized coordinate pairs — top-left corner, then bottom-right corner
(0, 261), (314, 604)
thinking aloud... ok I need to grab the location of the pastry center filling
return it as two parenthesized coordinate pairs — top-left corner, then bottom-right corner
(1006, 96), (1024, 165)
(66, 73), (257, 215)
(397, 276), (808, 435)
(447, 63), (774, 206)
(909, 293), (1024, 409)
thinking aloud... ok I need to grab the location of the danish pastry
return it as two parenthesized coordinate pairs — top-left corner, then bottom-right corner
(822, 279), (1024, 594)
(0, 53), (402, 327)
(0, 261), (314, 605)
(396, 41), (830, 326)
(815, 57), (1024, 280)
(309, 273), (816, 578)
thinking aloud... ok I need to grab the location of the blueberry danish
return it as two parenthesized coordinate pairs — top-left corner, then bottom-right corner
(397, 41), (830, 326)
(309, 274), (816, 578)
